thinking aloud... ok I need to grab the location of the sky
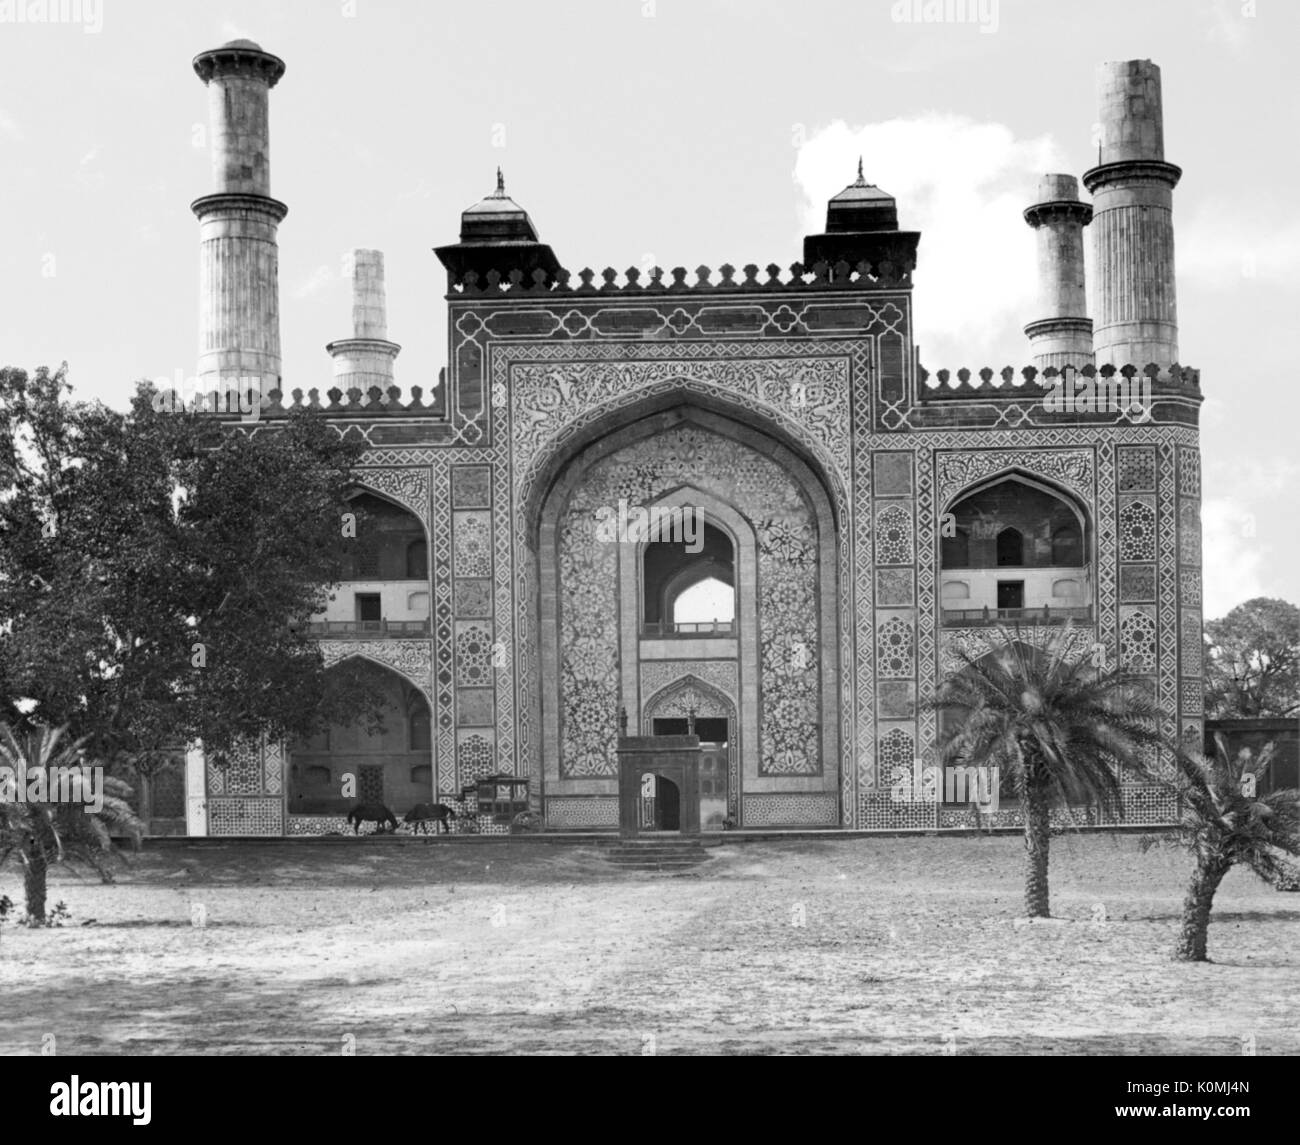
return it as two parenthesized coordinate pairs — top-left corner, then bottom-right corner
(0, 0), (1295, 621)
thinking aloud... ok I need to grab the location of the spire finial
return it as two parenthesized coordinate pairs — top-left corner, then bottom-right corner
(856, 156), (865, 185)
(496, 166), (505, 195)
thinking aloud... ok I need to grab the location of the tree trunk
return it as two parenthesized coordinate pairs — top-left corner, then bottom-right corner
(1175, 856), (1230, 962)
(24, 848), (48, 924)
(1023, 786), (1051, 918)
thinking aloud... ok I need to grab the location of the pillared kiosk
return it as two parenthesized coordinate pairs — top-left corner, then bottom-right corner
(616, 734), (702, 839)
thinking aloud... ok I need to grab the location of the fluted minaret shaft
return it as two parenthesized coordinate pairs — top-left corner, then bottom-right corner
(1082, 59), (1181, 368)
(1023, 173), (1093, 370)
(326, 249), (401, 390)
(191, 41), (288, 391)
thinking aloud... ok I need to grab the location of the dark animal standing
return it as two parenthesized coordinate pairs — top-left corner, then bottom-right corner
(347, 802), (398, 835)
(403, 802), (457, 835)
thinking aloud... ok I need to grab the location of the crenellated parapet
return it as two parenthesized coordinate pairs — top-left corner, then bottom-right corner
(919, 361), (1199, 399)
(446, 257), (915, 296)
(164, 383), (443, 419)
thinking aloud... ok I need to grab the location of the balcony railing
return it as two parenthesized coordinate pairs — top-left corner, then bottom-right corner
(302, 620), (430, 638)
(941, 605), (1093, 628)
(641, 620), (735, 638)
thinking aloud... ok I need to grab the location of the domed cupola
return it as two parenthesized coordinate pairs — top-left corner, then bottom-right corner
(435, 169), (562, 286)
(802, 159), (920, 282)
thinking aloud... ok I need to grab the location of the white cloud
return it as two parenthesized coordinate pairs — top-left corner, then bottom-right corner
(794, 115), (1063, 368)
(0, 111), (22, 142)
(293, 264), (335, 299)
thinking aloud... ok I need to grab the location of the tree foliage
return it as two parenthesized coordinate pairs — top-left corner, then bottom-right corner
(932, 625), (1172, 917)
(1203, 598), (1300, 719)
(1142, 735), (1300, 961)
(0, 365), (388, 770)
(0, 724), (144, 921)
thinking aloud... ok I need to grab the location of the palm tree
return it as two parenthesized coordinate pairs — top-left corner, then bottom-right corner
(0, 724), (144, 922)
(1142, 735), (1300, 962)
(931, 625), (1171, 918)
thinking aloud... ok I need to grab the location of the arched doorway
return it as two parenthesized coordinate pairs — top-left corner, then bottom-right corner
(644, 774), (681, 831)
(287, 659), (433, 818)
(310, 489), (431, 638)
(940, 474), (1092, 629)
(532, 402), (842, 827)
(643, 675), (737, 829)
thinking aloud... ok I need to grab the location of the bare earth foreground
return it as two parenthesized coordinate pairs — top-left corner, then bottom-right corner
(1, 834), (1296, 1056)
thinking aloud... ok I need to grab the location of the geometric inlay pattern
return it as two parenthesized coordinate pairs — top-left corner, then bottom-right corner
(206, 797), (283, 837)
(876, 616), (915, 679)
(875, 503), (914, 565)
(1118, 499), (1157, 562)
(1117, 446), (1157, 492)
(742, 794), (839, 826)
(1120, 607), (1158, 675)
(454, 623), (494, 687)
(457, 732), (495, 784)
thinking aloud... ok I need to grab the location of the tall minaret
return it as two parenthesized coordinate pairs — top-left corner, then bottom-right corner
(191, 40), (288, 392)
(1082, 59), (1181, 368)
(326, 249), (401, 391)
(1023, 174), (1094, 370)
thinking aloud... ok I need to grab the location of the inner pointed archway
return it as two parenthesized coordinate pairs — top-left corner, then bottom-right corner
(288, 658), (433, 819)
(532, 401), (842, 830)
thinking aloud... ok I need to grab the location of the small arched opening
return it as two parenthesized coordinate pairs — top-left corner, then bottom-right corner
(941, 476), (1091, 628)
(643, 520), (735, 635)
(287, 659), (433, 819)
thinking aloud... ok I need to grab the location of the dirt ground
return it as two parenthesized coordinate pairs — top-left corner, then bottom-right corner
(1, 833), (1296, 1056)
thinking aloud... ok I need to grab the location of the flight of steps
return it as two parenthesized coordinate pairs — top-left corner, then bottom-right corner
(602, 835), (719, 872)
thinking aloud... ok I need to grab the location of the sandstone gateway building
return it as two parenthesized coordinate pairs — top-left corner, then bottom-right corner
(172, 41), (1203, 837)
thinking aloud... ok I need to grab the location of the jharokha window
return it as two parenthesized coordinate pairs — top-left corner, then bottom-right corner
(939, 477), (1091, 627)
(343, 492), (426, 580)
(642, 520), (736, 635)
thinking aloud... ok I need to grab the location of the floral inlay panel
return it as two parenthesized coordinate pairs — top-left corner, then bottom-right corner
(557, 426), (820, 777)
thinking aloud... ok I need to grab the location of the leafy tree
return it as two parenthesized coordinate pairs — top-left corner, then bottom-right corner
(932, 626), (1172, 918)
(0, 724), (144, 921)
(1142, 735), (1300, 961)
(0, 365), (389, 774)
(1203, 598), (1300, 719)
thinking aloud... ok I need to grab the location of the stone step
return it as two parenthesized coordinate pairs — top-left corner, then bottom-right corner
(602, 840), (714, 872)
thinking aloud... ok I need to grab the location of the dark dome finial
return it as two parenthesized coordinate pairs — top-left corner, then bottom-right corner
(496, 166), (505, 196)
(856, 156), (865, 185)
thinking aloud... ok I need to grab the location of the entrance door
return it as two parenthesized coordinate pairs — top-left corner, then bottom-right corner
(656, 776), (680, 831)
(652, 717), (730, 829)
(997, 581), (1024, 612)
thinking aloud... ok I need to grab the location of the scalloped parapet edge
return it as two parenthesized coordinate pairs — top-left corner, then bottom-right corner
(446, 259), (914, 295)
(918, 362), (1200, 396)
(159, 384), (443, 417)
